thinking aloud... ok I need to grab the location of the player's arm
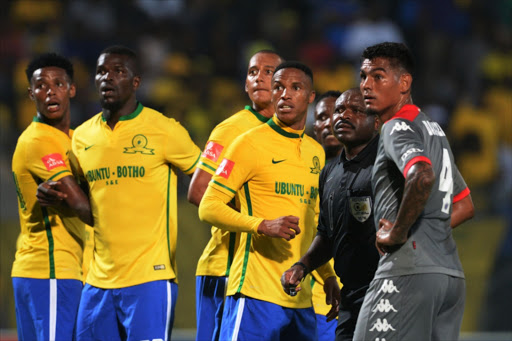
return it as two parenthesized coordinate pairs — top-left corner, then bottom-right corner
(376, 161), (435, 254)
(37, 177), (93, 226)
(451, 193), (474, 228)
(199, 185), (300, 239)
(187, 168), (211, 207)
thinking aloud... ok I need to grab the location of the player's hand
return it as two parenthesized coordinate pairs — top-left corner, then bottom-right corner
(257, 216), (300, 240)
(376, 218), (407, 255)
(36, 180), (67, 207)
(280, 264), (305, 296)
(323, 276), (341, 322)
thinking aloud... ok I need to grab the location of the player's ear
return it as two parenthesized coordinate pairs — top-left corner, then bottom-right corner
(400, 73), (412, 94)
(28, 87), (34, 101)
(308, 91), (316, 104)
(373, 114), (381, 131)
(69, 83), (76, 98)
(132, 75), (141, 91)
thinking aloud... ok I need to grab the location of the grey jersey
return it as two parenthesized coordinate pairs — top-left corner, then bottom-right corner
(372, 105), (469, 279)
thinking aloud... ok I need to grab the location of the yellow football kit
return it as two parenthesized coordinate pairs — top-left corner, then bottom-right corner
(72, 103), (201, 288)
(311, 259), (342, 317)
(12, 117), (85, 280)
(200, 115), (336, 309)
(196, 106), (270, 277)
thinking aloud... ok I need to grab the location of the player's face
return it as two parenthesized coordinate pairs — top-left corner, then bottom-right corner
(245, 53), (282, 108)
(360, 57), (403, 118)
(314, 97), (341, 149)
(271, 68), (315, 130)
(29, 66), (76, 122)
(95, 53), (140, 112)
(332, 89), (377, 146)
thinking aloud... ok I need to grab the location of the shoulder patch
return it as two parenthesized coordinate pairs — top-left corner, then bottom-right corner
(216, 158), (235, 179)
(202, 141), (224, 162)
(41, 153), (65, 171)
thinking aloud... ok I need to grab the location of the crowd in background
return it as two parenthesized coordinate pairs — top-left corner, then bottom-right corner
(0, 0), (511, 333)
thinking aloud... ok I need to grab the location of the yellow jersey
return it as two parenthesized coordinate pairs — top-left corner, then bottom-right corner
(12, 117), (85, 280)
(200, 115), (335, 308)
(72, 103), (201, 288)
(196, 106), (270, 277)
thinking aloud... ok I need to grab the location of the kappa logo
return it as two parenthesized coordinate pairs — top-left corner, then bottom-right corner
(390, 121), (414, 135)
(123, 134), (154, 155)
(378, 280), (400, 294)
(369, 318), (395, 332)
(216, 158), (235, 179)
(372, 299), (397, 313)
(41, 153), (65, 171)
(202, 141), (224, 162)
(401, 148), (424, 161)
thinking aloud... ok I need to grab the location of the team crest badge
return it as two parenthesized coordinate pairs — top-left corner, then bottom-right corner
(123, 134), (154, 155)
(310, 156), (321, 174)
(349, 196), (372, 222)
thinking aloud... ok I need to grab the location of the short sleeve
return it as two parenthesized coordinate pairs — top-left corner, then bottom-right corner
(26, 136), (73, 182)
(209, 134), (256, 198)
(164, 119), (201, 175)
(198, 122), (241, 176)
(452, 163), (470, 202)
(381, 119), (431, 177)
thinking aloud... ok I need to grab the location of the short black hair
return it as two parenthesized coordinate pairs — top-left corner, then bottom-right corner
(361, 42), (415, 76)
(274, 61), (313, 83)
(317, 90), (342, 103)
(100, 45), (140, 75)
(25, 53), (74, 82)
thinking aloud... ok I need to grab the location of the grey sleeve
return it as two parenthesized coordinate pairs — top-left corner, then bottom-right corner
(381, 119), (430, 176)
(452, 162), (469, 201)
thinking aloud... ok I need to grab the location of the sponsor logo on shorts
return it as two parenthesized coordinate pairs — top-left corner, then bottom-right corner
(372, 299), (397, 313)
(41, 153), (66, 171)
(390, 121), (413, 135)
(401, 148), (423, 162)
(153, 264), (166, 270)
(378, 280), (400, 294)
(203, 141), (224, 162)
(369, 318), (395, 332)
(216, 158), (235, 179)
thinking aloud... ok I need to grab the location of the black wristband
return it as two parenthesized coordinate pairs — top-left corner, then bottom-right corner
(293, 261), (310, 275)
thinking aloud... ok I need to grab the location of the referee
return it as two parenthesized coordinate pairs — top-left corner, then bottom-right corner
(281, 88), (380, 341)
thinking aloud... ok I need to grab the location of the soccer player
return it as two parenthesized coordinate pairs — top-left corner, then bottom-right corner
(187, 50), (283, 341)
(313, 90), (343, 160)
(311, 90), (343, 341)
(199, 61), (339, 340)
(353, 42), (474, 340)
(38, 46), (201, 341)
(12, 53), (92, 341)
(282, 88), (381, 341)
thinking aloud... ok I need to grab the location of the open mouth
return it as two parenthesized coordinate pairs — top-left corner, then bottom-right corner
(47, 101), (60, 112)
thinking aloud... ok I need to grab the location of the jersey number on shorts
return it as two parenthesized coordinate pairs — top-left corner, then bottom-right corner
(439, 148), (453, 215)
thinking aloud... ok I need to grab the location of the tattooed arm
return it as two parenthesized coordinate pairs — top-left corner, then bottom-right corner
(376, 162), (435, 254)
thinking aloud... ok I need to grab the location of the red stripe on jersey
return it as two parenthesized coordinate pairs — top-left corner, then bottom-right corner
(403, 156), (431, 177)
(453, 187), (470, 203)
(390, 104), (421, 122)
(202, 141), (224, 162)
(41, 153), (66, 171)
(216, 158), (235, 179)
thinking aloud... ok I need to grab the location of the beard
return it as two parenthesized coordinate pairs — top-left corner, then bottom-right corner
(100, 98), (123, 113)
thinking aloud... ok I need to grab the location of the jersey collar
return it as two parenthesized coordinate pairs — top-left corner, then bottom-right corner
(389, 104), (420, 122)
(339, 134), (379, 165)
(101, 102), (143, 122)
(245, 105), (271, 123)
(267, 115), (305, 139)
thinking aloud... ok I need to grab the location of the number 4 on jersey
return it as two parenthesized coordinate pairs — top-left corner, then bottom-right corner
(439, 148), (453, 214)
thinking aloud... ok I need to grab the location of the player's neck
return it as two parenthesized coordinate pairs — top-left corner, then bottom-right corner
(37, 112), (70, 135)
(379, 97), (413, 123)
(252, 103), (274, 118)
(103, 99), (138, 129)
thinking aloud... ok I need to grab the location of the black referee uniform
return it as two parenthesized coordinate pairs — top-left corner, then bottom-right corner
(316, 134), (380, 339)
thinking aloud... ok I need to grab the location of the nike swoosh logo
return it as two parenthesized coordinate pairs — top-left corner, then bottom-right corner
(85, 145), (94, 151)
(272, 158), (286, 164)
